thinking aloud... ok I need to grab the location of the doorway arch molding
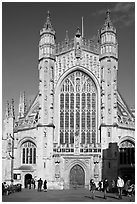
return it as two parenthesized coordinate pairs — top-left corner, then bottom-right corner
(67, 159), (89, 173)
(118, 136), (135, 146)
(65, 158), (90, 188)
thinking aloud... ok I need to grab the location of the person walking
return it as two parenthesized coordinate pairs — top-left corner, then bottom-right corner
(125, 180), (130, 196)
(103, 178), (109, 199)
(98, 181), (102, 191)
(37, 178), (43, 192)
(117, 176), (124, 199)
(89, 179), (96, 199)
(111, 180), (115, 193)
(43, 179), (47, 192)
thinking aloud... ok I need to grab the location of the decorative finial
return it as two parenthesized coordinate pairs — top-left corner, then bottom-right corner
(44, 10), (54, 32)
(107, 9), (110, 17)
(81, 16), (84, 38)
(76, 27), (81, 37)
(11, 98), (15, 119)
(47, 10), (50, 16)
(97, 29), (100, 43)
(104, 8), (112, 27)
(65, 30), (69, 42)
(5, 100), (10, 118)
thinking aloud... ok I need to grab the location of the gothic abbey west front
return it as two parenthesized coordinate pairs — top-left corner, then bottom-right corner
(2, 11), (135, 189)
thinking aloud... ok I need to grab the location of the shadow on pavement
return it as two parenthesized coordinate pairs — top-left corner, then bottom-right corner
(84, 196), (92, 199)
(95, 195), (105, 199)
(107, 195), (119, 199)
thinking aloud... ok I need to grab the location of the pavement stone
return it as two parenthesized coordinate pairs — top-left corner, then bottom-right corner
(2, 188), (135, 202)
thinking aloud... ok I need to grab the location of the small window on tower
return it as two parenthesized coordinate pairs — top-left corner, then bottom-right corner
(108, 131), (111, 137)
(108, 162), (111, 168)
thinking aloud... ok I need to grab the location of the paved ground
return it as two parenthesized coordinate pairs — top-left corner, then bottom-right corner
(2, 188), (135, 202)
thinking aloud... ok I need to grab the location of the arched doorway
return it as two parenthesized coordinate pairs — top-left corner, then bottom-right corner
(70, 164), (85, 188)
(24, 173), (32, 188)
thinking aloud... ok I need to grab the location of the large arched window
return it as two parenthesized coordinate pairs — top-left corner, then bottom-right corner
(59, 71), (97, 145)
(119, 140), (135, 165)
(21, 141), (36, 164)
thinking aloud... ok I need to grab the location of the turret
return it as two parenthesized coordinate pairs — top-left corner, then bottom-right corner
(99, 9), (118, 60)
(2, 99), (15, 183)
(39, 11), (56, 61)
(5, 101), (10, 119)
(37, 12), (56, 181)
(38, 11), (56, 125)
(18, 91), (26, 118)
(99, 10), (118, 127)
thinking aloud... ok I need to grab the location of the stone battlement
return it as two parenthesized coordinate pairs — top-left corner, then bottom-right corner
(56, 38), (99, 55)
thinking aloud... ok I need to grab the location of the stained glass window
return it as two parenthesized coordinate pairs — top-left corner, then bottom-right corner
(59, 71), (97, 145)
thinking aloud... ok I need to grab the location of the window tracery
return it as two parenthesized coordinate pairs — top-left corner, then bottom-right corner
(59, 71), (97, 145)
(22, 141), (36, 164)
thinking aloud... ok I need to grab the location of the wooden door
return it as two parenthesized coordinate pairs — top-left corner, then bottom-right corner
(70, 164), (85, 188)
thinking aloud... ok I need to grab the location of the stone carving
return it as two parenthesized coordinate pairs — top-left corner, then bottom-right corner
(55, 156), (60, 179)
(94, 162), (99, 178)
(119, 140), (134, 148)
(44, 128), (47, 137)
(85, 159), (89, 164)
(75, 42), (81, 58)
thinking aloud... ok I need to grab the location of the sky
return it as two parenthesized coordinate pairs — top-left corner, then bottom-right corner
(2, 2), (135, 118)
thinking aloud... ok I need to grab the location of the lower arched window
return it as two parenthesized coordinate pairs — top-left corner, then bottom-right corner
(22, 141), (36, 164)
(119, 140), (135, 165)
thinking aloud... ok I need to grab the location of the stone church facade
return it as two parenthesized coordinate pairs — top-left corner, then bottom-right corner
(2, 11), (135, 189)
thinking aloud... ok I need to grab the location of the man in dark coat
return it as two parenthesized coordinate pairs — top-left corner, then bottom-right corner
(90, 179), (96, 199)
(38, 178), (43, 192)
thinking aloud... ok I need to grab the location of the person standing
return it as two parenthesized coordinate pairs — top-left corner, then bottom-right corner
(89, 179), (96, 199)
(103, 178), (109, 199)
(31, 178), (36, 189)
(38, 178), (43, 192)
(117, 176), (124, 199)
(43, 179), (47, 192)
(29, 179), (31, 189)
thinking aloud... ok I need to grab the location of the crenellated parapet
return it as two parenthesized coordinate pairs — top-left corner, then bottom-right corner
(56, 38), (98, 55)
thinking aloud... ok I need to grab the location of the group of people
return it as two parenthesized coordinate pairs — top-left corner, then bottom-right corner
(2, 182), (22, 195)
(26, 178), (47, 192)
(89, 176), (135, 200)
(26, 178), (36, 189)
(37, 178), (47, 192)
(89, 178), (110, 200)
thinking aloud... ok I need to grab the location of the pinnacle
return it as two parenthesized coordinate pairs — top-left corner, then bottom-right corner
(44, 11), (54, 32)
(104, 8), (113, 27)
(65, 30), (69, 42)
